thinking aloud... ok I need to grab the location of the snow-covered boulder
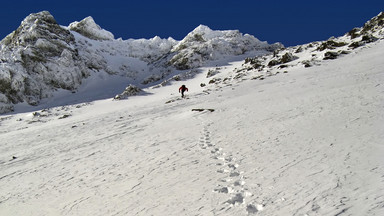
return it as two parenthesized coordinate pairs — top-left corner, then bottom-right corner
(114, 85), (143, 100)
(69, 16), (114, 41)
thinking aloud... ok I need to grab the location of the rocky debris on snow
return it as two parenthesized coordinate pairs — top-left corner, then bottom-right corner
(323, 51), (340, 60)
(114, 85), (143, 100)
(213, 12), (384, 88)
(208, 78), (221, 84)
(268, 52), (299, 67)
(317, 39), (348, 51)
(348, 34), (380, 49)
(58, 114), (71, 119)
(323, 50), (350, 60)
(206, 68), (221, 78)
(244, 57), (264, 70)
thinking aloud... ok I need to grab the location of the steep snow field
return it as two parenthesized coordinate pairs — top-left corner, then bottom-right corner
(0, 39), (383, 215)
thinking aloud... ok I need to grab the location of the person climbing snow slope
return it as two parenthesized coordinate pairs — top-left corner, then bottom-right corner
(179, 85), (188, 98)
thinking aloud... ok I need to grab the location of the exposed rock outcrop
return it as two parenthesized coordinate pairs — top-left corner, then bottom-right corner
(0, 11), (88, 112)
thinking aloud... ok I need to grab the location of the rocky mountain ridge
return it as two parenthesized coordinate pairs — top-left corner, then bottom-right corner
(204, 12), (384, 88)
(0, 11), (281, 114)
(1, 11), (383, 114)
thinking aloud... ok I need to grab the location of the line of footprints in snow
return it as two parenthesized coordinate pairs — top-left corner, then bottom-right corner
(199, 122), (264, 215)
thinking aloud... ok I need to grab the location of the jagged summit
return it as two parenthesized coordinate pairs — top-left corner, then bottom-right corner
(21, 10), (57, 27)
(1, 11), (74, 47)
(68, 16), (114, 41)
(186, 24), (244, 40)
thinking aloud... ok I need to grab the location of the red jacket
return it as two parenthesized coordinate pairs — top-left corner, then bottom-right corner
(179, 85), (188, 92)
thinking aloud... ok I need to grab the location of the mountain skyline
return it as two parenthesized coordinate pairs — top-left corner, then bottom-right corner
(1, 0), (383, 46)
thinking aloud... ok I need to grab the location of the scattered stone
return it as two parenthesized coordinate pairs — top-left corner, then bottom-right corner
(206, 68), (220, 78)
(317, 40), (347, 51)
(295, 46), (303, 53)
(58, 114), (71, 119)
(347, 27), (361, 39)
(192, 109), (215, 112)
(349, 41), (364, 49)
(361, 34), (379, 43)
(209, 78), (221, 84)
(268, 52), (298, 67)
(323, 51), (339, 60)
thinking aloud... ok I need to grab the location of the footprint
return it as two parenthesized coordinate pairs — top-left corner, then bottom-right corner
(234, 180), (245, 186)
(211, 148), (221, 154)
(246, 203), (264, 214)
(198, 121), (259, 213)
(229, 171), (240, 177)
(226, 193), (244, 205)
(219, 178), (232, 182)
(213, 186), (233, 194)
(228, 163), (239, 169)
(217, 168), (230, 173)
(225, 157), (234, 162)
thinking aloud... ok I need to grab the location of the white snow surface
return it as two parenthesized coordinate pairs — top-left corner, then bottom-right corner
(0, 38), (383, 216)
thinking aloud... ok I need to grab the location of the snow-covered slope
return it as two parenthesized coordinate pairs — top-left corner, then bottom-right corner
(0, 11), (383, 216)
(0, 11), (280, 114)
(0, 30), (383, 216)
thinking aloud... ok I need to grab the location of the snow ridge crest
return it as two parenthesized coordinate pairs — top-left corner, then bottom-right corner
(68, 16), (114, 41)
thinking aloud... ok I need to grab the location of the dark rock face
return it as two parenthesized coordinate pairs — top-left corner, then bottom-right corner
(268, 52), (298, 67)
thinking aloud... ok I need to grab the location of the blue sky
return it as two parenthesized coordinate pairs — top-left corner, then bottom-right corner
(1, 0), (383, 46)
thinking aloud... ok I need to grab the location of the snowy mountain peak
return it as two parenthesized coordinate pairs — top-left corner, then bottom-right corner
(1, 11), (72, 47)
(190, 24), (214, 36)
(68, 16), (114, 41)
(21, 11), (56, 26)
(180, 24), (244, 43)
(168, 24), (282, 70)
